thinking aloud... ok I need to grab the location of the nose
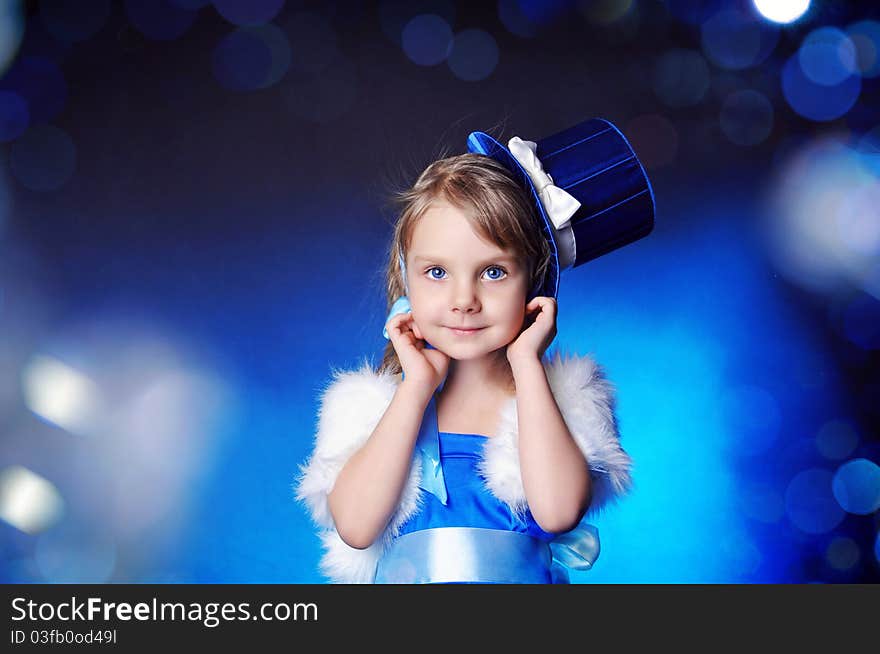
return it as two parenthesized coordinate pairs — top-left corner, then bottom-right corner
(451, 279), (481, 313)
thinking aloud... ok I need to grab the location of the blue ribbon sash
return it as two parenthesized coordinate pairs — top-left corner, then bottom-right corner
(375, 525), (600, 584)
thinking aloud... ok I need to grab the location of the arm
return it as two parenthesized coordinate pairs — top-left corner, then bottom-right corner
(326, 310), (449, 549)
(328, 379), (434, 550)
(511, 355), (592, 534)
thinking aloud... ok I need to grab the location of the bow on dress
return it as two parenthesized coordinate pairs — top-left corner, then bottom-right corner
(548, 522), (600, 583)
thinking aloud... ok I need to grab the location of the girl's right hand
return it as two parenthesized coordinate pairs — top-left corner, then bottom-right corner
(385, 312), (450, 392)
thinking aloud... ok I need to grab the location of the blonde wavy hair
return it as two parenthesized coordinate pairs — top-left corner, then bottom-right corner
(378, 152), (552, 375)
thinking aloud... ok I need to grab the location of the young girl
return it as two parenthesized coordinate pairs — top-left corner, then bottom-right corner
(296, 118), (654, 583)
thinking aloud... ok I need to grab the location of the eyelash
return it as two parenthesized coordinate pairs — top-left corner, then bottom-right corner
(424, 266), (508, 281)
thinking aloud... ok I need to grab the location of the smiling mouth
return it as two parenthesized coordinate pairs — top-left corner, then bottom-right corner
(447, 326), (485, 335)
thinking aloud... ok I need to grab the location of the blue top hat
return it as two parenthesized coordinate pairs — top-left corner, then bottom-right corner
(467, 118), (655, 299)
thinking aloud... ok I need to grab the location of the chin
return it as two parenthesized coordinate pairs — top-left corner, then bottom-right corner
(441, 342), (508, 361)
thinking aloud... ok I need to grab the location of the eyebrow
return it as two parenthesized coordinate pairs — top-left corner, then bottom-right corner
(412, 255), (519, 267)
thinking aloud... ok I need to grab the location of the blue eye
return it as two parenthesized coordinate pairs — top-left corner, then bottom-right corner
(424, 266), (507, 281)
(484, 266), (507, 280)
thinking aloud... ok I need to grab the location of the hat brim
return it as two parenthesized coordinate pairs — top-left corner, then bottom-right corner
(467, 131), (560, 300)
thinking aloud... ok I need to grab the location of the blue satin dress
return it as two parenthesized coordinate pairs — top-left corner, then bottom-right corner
(375, 431), (567, 584)
(397, 431), (558, 543)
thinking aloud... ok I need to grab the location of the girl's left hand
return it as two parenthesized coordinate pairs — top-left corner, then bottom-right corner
(506, 296), (557, 364)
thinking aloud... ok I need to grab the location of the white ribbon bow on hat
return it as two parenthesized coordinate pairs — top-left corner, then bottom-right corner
(507, 137), (581, 230)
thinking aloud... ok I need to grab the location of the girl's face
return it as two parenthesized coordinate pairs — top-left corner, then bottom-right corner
(405, 200), (529, 360)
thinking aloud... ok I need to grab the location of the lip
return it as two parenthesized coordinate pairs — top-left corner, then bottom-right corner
(447, 326), (486, 336)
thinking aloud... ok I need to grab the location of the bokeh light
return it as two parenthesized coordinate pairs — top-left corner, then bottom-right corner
(652, 49), (710, 107)
(718, 534), (763, 576)
(785, 468), (846, 534)
(212, 25), (290, 92)
(21, 354), (103, 436)
(39, 0), (111, 43)
(379, 0), (455, 47)
(15, 315), (241, 547)
(847, 20), (880, 78)
(701, 8), (779, 71)
(782, 52), (861, 122)
(248, 23), (291, 88)
(764, 136), (880, 297)
(720, 89), (774, 146)
(0, 0), (25, 78)
(9, 125), (76, 192)
(815, 419), (859, 460)
(515, 0), (570, 26)
(835, 178), (880, 258)
(825, 536), (860, 571)
(212, 29), (271, 92)
(752, 0), (810, 25)
(106, 367), (235, 536)
(213, 0), (284, 26)
(832, 458), (880, 514)
(125, 0), (197, 41)
(498, 0), (537, 38)
(583, 1), (641, 44)
(447, 29), (498, 82)
(0, 56), (68, 125)
(798, 27), (858, 86)
(580, 0), (633, 25)
(0, 465), (64, 535)
(402, 14), (453, 66)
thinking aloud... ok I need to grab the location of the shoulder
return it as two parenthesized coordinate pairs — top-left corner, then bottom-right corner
(542, 350), (616, 408)
(295, 358), (404, 530)
(541, 350), (632, 515)
(319, 358), (399, 412)
(312, 358), (400, 458)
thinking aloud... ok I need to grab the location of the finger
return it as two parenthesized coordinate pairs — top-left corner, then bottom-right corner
(424, 348), (450, 372)
(388, 311), (414, 334)
(528, 296), (546, 312)
(387, 314), (417, 350)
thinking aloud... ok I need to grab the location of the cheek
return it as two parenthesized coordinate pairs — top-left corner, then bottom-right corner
(494, 302), (526, 334)
(508, 312), (527, 336)
(409, 303), (440, 330)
